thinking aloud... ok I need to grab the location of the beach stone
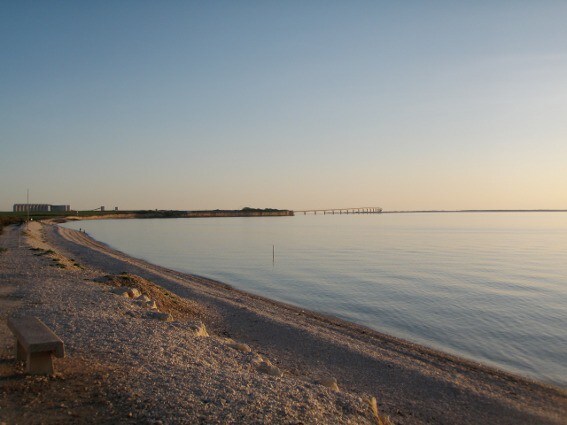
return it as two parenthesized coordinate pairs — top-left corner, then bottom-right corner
(249, 354), (266, 365)
(319, 377), (340, 392)
(148, 311), (173, 322)
(256, 361), (282, 377)
(146, 300), (158, 309)
(128, 288), (141, 298)
(136, 294), (151, 303)
(93, 275), (112, 283)
(111, 287), (131, 297)
(187, 321), (209, 337)
(228, 342), (251, 353)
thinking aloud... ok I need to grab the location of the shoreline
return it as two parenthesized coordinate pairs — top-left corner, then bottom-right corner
(48, 223), (567, 418)
(1, 221), (566, 423)
(56, 223), (565, 388)
(63, 215), (567, 389)
(56, 221), (564, 389)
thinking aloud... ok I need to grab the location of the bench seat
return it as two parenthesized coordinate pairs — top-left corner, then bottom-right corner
(7, 317), (65, 374)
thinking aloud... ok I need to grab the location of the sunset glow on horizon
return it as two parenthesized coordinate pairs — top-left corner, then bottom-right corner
(1, 2), (566, 211)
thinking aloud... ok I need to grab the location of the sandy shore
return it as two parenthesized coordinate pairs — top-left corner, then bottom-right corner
(1, 221), (565, 424)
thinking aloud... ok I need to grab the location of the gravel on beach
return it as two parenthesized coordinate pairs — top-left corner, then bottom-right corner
(1, 221), (565, 424)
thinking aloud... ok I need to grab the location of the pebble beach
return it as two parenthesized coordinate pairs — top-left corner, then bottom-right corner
(1, 221), (565, 424)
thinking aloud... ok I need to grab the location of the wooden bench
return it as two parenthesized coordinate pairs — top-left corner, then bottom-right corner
(7, 317), (65, 374)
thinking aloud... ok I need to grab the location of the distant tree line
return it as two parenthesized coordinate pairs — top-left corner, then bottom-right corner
(241, 207), (287, 212)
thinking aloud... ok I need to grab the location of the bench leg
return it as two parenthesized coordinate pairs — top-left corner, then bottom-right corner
(26, 351), (54, 375)
(16, 340), (26, 362)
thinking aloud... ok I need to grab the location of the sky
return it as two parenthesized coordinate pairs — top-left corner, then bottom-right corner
(1, 1), (566, 211)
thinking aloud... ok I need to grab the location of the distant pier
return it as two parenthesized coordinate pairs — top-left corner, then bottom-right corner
(294, 207), (382, 215)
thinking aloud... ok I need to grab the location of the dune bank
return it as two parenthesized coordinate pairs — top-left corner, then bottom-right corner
(0, 221), (565, 424)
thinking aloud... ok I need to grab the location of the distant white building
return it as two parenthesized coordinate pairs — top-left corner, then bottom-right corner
(13, 204), (71, 212)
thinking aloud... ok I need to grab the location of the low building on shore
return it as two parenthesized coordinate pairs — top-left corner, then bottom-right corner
(51, 205), (71, 212)
(13, 204), (71, 213)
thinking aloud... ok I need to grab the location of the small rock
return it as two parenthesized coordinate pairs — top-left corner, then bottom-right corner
(136, 294), (151, 303)
(147, 311), (173, 322)
(128, 288), (141, 298)
(319, 377), (340, 392)
(111, 287), (130, 297)
(256, 361), (283, 377)
(146, 300), (158, 309)
(250, 354), (266, 365)
(228, 342), (251, 353)
(93, 275), (111, 283)
(188, 321), (209, 337)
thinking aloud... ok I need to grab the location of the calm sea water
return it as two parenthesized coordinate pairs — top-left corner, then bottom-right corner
(63, 213), (567, 387)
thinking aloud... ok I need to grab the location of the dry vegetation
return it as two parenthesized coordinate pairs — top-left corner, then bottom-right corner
(95, 273), (206, 321)
(369, 396), (394, 425)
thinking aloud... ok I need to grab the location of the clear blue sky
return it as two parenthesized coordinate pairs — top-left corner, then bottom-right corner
(1, 1), (566, 211)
